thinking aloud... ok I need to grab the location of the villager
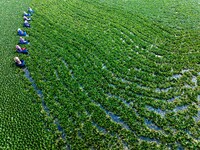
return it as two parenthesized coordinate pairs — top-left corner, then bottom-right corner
(19, 37), (30, 44)
(16, 45), (28, 54)
(24, 20), (30, 28)
(23, 16), (31, 21)
(14, 57), (25, 67)
(28, 7), (34, 14)
(24, 11), (31, 16)
(17, 28), (27, 36)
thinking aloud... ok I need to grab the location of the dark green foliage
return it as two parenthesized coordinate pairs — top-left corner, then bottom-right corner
(3, 0), (199, 149)
(28, 0), (200, 148)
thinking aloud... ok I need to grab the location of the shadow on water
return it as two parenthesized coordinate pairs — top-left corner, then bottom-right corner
(23, 68), (68, 142)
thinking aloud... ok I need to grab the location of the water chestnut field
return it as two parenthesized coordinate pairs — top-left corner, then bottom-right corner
(1, 0), (200, 149)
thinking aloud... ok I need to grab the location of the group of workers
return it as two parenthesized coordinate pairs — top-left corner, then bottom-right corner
(14, 7), (34, 68)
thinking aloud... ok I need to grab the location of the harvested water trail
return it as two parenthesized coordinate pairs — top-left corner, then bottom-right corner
(23, 68), (67, 140)
(91, 100), (130, 130)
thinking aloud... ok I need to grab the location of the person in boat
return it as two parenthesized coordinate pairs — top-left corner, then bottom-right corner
(19, 37), (30, 44)
(24, 20), (30, 28)
(16, 45), (28, 54)
(14, 57), (25, 67)
(28, 7), (34, 14)
(24, 11), (31, 16)
(23, 16), (31, 21)
(17, 28), (27, 36)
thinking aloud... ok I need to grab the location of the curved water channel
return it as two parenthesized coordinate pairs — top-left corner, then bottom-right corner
(23, 68), (68, 144)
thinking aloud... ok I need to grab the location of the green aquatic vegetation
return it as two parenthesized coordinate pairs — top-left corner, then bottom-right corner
(8, 0), (199, 148)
